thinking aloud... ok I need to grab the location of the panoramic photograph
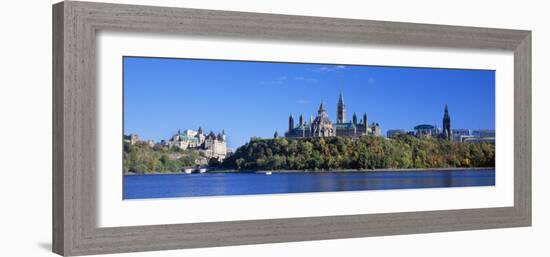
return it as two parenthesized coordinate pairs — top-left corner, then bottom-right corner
(122, 56), (496, 200)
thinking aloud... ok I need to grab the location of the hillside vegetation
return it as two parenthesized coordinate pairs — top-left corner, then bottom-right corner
(220, 135), (495, 170)
(123, 142), (201, 174)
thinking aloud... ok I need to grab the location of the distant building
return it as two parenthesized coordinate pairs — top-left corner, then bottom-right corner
(412, 104), (452, 140)
(414, 124), (439, 138)
(123, 134), (156, 148)
(407, 105), (494, 143)
(461, 129), (495, 144)
(182, 129), (198, 137)
(165, 129), (200, 149)
(164, 127), (228, 160)
(123, 134), (140, 145)
(464, 137), (495, 144)
(285, 91), (381, 138)
(203, 131), (227, 160)
(473, 129), (496, 138)
(387, 129), (406, 138)
(452, 129), (471, 142)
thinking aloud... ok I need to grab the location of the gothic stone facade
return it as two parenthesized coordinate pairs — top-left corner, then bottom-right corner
(285, 92), (381, 139)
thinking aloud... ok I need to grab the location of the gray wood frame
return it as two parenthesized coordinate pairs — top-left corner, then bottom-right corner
(52, 1), (531, 256)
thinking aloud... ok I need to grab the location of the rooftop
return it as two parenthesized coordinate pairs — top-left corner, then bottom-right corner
(414, 124), (435, 130)
(334, 122), (357, 129)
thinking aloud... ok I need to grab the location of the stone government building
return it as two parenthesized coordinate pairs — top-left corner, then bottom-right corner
(161, 127), (228, 160)
(285, 92), (381, 138)
(124, 127), (229, 167)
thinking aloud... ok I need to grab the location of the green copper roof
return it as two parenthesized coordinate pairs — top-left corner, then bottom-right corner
(294, 124), (311, 130)
(178, 134), (199, 142)
(414, 124), (435, 130)
(334, 122), (360, 129)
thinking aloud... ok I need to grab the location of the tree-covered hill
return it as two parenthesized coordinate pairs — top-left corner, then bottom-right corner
(123, 141), (202, 174)
(220, 135), (495, 171)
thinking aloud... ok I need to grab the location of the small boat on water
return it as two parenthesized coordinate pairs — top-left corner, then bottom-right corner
(184, 168), (193, 174)
(199, 168), (207, 173)
(265, 171), (272, 175)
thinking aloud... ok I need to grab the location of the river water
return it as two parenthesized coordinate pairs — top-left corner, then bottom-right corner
(123, 168), (495, 199)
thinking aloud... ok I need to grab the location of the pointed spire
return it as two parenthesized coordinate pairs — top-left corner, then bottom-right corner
(337, 91), (346, 124)
(338, 90), (344, 104)
(442, 104), (451, 140)
(318, 101), (326, 113)
(288, 114), (295, 131)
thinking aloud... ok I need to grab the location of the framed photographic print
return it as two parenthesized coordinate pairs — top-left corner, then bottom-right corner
(53, 1), (531, 256)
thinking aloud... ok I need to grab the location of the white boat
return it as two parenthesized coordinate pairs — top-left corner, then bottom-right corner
(184, 168), (193, 174)
(199, 168), (207, 173)
(265, 171), (272, 175)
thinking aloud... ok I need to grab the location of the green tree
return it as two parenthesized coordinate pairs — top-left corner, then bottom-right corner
(216, 135), (495, 171)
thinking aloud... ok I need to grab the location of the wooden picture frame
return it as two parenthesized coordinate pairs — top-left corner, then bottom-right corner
(52, 1), (531, 256)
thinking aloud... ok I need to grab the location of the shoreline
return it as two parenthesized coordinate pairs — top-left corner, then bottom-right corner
(254, 167), (494, 173)
(124, 167), (495, 176)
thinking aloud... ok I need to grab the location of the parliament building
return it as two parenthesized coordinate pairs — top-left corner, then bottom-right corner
(285, 92), (381, 138)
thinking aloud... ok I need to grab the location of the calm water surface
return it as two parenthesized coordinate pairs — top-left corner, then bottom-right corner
(123, 169), (495, 199)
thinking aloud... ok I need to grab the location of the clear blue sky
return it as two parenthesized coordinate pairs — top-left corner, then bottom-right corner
(124, 57), (495, 149)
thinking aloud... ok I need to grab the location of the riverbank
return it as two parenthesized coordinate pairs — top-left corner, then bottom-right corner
(253, 167), (495, 173)
(124, 167), (495, 175)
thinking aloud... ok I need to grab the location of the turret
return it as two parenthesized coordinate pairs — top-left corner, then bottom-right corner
(318, 101), (326, 114)
(352, 112), (357, 125)
(274, 131), (279, 139)
(220, 130), (226, 141)
(299, 114), (304, 126)
(208, 131), (216, 140)
(195, 127), (206, 145)
(288, 114), (294, 132)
